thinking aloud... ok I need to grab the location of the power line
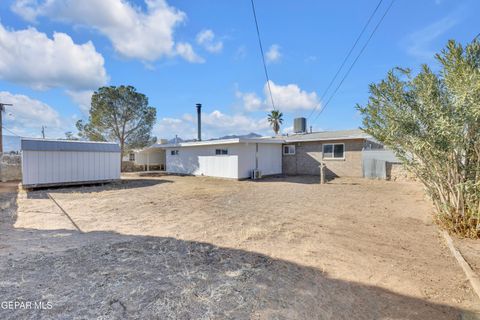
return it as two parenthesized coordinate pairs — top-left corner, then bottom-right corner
(1, 125), (21, 137)
(307, 0), (384, 120)
(250, 0), (276, 111)
(312, 0), (396, 124)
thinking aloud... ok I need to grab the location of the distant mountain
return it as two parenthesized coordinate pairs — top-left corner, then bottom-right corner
(217, 132), (262, 140)
(2, 135), (21, 153)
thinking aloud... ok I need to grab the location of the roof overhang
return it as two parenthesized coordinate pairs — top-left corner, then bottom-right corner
(162, 137), (285, 148)
(284, 135), (369, 143)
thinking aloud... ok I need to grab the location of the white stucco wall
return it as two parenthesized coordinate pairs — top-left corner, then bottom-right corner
(166, 143), (239, 178)
(165, 142), (282, 179)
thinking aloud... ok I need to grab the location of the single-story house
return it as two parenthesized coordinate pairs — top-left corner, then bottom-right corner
(163, 137), (284, 179)
(282, 129), (382, 178)
(159, 129), (382, 180)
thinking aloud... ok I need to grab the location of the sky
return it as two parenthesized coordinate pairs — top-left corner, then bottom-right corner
(0, 0), (479, 141)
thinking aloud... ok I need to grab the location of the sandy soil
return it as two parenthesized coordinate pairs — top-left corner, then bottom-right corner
(0, 174), (479, 319)
(455, 237), (480, 276)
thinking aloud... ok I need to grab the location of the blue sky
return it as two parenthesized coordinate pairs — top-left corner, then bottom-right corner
(0, 0), (478, 140)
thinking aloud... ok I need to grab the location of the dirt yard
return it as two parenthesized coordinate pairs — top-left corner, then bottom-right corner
(0, 174), (479, 319)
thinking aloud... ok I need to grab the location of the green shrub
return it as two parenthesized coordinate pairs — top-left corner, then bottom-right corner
(358, 40), (480, 238)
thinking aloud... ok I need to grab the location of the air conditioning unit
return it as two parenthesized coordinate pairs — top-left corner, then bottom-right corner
(251, 169), (262, 180)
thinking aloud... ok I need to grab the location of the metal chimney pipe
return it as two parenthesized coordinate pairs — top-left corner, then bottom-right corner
(196, 103), (202, 141)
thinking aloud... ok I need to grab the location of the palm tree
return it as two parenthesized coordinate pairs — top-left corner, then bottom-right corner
(267, 110), (283, 135)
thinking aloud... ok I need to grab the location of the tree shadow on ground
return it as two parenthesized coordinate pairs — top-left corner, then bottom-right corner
(0, 193), (475, 320)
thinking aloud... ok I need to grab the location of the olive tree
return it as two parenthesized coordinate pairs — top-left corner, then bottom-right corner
(357, 40), (480, 238)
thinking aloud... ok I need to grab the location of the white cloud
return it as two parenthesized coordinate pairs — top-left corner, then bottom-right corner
(11, 0), (202, 63)
(265, 44), (281, 63)
(267, 81), (320, 112)
(0, 91), (70, 138)
(154, 110), (271, 140)
(236, 81), (321, 112)
(404, 15), (458, 60)
(11, 0), (38, 22)
(0, 23), (107, 91)
(196, 29), (223, 53)
(235, 90), (262, 112)
(66, 90), (93, 114)
(175, 42), (205, 63)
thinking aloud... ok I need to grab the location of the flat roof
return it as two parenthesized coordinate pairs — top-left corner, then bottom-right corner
(284, 129), (370, 143)
(162, 137), (284, 148)
(149, 129), (373, 149)
(21, 138), (121, 152)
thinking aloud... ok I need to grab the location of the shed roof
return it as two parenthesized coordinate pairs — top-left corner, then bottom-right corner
(284, 129), (370, 142)
(21, 139), (121, 152)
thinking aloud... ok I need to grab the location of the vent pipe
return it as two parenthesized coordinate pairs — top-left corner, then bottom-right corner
(196, 103), (202, 141)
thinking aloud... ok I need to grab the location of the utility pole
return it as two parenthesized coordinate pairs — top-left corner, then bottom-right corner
(0, 103), (13, 154)
(41, 126), (46, 139)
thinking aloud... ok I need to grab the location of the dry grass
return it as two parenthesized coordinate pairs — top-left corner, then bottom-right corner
(0, 174), (479, 319)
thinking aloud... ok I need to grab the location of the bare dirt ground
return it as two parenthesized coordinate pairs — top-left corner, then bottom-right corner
(455, 237), (480, 277)
(0, 174), (479, 319)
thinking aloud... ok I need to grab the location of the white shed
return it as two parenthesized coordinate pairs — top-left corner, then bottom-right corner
(164, 138), (283, 179)
(21, 139), (121, 188)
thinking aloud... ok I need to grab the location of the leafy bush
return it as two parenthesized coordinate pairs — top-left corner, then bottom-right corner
(357, 40), (480, 238)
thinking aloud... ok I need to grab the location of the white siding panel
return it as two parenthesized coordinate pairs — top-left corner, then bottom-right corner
(258, 144), (282, 176)
(21, 150), (121, 186)
(38, 151), (47, 183)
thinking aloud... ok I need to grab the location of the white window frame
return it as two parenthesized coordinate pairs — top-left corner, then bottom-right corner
(322, 143), (345, 160)
(215, 148), (228, 155)
(170, 150), (179, 156)
(283, 145), (296, 155)
(129, 153), (135, 161)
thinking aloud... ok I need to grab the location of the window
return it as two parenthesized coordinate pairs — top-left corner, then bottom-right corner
(283, 145), (296, 155)
(215, 149), (228, 155)
(129, 153), (135, 161)
(323, 143), (344, 159)
(170, 150), (179, 156)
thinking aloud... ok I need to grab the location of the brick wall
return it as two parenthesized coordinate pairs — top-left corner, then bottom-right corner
(282, 139), (365, 177)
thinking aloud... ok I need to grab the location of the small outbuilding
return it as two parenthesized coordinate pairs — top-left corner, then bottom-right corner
(21, 139), (121, 188)
(164, 138), (284, 179)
